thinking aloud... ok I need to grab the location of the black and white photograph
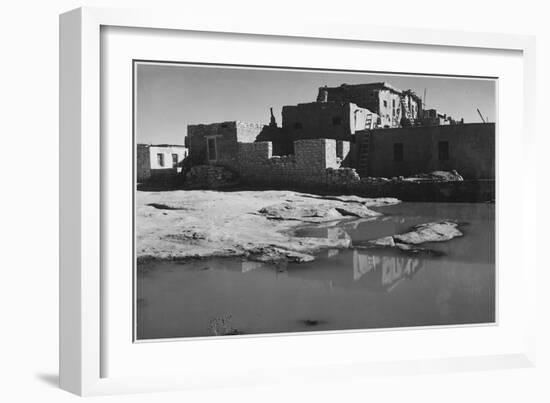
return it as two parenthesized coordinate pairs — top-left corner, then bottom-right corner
(134, 62), (496, 340)
(5, 0), (550, 400)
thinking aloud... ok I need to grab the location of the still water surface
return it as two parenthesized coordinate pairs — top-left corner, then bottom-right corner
(137, 202), (495, 340)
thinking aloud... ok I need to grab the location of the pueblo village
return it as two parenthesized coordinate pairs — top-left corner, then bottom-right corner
(135, 79), (495, 339)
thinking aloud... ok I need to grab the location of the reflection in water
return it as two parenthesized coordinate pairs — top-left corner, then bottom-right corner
(354, 251), (422, 290)
(137, 202), (495, 340)
(285, 248), (423, 293)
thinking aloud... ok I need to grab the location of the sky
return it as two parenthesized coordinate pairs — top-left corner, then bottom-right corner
(135, 63), (496, 145)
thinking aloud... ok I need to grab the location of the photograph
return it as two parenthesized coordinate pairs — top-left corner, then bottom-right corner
(134, 62), (496, 340)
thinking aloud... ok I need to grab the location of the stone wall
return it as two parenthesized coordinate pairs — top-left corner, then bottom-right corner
(251, 139), (331, 185)
(184, 165), (238, 189)
(219, 138), (494, 201)
(186, 121), (264, 166)
(216, 138), (349, 188)
(183, 135), (493, 201)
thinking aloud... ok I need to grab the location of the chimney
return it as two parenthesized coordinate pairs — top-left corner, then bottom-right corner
(318, 87), (329, 103)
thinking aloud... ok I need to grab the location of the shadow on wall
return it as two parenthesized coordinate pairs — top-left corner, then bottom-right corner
(137, 164), (187, 191)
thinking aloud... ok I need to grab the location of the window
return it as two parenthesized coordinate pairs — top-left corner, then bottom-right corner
(332, 116), (343, 125)
(293, 122), (303, 130)
(393, 143), (404, 162)
(172, 153), (179, 167)
(207, 137), (217, 161)
(383, 100), (388, 108)
(157, 153), (165, 167)
(439, 141), (449, 161)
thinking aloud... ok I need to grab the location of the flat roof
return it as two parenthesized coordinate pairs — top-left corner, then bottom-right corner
(321, 82), (425, 100)
(321, 81), (402, 93)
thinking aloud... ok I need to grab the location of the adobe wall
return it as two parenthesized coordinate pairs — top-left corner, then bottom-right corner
(317, 84), (421, 128)
(236, 122), (265, 143)
(226, 139), (494, 202)
(359, 123), (495, 179)
(183, 134), (494, 201)
(376, 89), (402, 128)
(136, 144), (151, 182)
(244, 139), (338, 185)
(148, 146), (188, 170)
(282, 102), (360, 142)
(255, 125), (294, 156)
(186, 121), (264, 165)
(319, 85), (379, 113)
(136, 144), (188, 182)
(222, 139), (342, 187)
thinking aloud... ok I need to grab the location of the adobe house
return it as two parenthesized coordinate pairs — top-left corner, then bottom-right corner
(136, 144), (188, 182)
(186, 121), (264, 166)
(256, 81), (462, 157)
(355, 123), (495, 179)
(420, 108), (462, 126)
(317, 82), (423, 128)
(184, 81), (492, 187)
(255, 101), (378, 157)
(282, 101), (379, 141)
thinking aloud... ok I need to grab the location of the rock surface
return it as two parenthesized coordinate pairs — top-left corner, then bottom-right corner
(393, 221), (462, 245)
(136, 190), (400, 263)
(360, 170), (465, 184)
(258, 200), (382, 222)
(365, 221), (462, 253)
(184, 165), (238, 189)
(401, 170), (464, 182)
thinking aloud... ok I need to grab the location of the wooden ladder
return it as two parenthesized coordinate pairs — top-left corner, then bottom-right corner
(358, 135), (370, 177)
(400, 97), (414, 125)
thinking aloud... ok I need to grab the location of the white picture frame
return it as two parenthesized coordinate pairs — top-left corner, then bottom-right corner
(59, 6), (537, 396)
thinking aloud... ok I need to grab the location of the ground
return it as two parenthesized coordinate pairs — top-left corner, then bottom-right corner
(136, 190), (400, 263)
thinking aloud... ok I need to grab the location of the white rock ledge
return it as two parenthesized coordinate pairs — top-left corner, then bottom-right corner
(367, 221), (463, 252)
(136, 190), (400, 263)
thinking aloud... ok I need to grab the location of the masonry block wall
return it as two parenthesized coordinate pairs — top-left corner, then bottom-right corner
(186, 121), (264, 166)
(226, 139), (348, 187)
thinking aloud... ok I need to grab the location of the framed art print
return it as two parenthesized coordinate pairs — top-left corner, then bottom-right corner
(60, 7), (537, 396)
(133, 61), (496, 340)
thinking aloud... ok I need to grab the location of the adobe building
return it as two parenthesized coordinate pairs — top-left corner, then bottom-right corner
(136, 144), (188, 182)
(186, 121), (264, 166)
(182, 81), (493, 199)
(282, 101), (379, 141)
(420, 109), (461, 126)
(355, 123), (494, 179)
(259, 81), (438, 156)
(317, 82), (423, 128)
